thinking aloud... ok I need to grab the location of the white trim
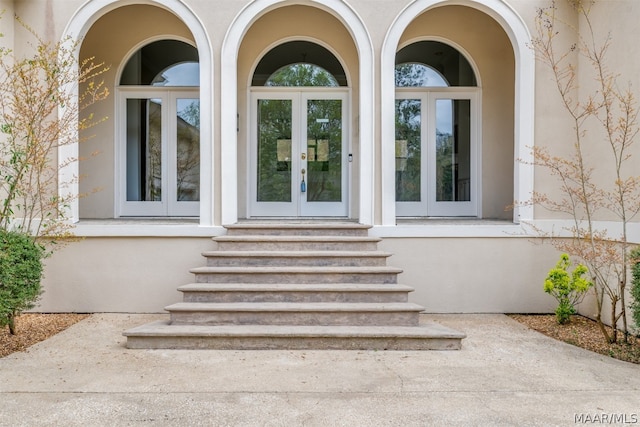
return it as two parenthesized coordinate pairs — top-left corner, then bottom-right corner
(370, 223), (526, 238)
(522, 220), (640, 244)
(61, 0), (214, 226)
(381, 0), (534, 226)
(73, 223), (225, 237)
(222, 0), (374, 225)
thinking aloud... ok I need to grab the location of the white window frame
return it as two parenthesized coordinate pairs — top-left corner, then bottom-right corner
(117, 87), (200, 217)
(395, 88), (480, 217)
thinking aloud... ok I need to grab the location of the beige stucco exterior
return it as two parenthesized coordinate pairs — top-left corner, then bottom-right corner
(2, 0), (639, 321)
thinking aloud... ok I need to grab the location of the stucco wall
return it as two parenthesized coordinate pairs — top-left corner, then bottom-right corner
(39, 237), (212, 313)
(37, 235), (560, 313)
(380, 237), (559, 313)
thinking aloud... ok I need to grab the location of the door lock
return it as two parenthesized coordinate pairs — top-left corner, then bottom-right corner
(301, 153), (306, 160)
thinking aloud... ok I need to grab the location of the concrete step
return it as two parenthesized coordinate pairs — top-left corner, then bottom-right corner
(202, 251), (392, 267)
(123, 222), (467, 351)
(225, 222), (370, 237)
(178, 283), (414, 303)
(165, 302), (424, 326)
(189, 266), (402, 284)
(124, 321), (466, 350)
(213, 235), (381, 251)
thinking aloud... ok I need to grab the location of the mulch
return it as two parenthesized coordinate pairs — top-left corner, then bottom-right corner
(509, 314), (640, 364)
(0, 313), (89, 358)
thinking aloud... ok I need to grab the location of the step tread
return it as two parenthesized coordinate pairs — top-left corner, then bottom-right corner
(226, 223), (370, 229)
(214, 235), (381, 242)
(190, 266), (403, 274)
(124, 320), (466, 340)
(165, 302), (425, 312)
(202, 250), (392, 257)
(178, 283), (414, 292)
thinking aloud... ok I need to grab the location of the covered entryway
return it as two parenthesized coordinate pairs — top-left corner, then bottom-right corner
(228, 3), (370, 224)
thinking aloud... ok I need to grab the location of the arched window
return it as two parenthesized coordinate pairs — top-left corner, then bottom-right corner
(395, 41), (479, 217)
(395, 63), (448, 87)
(118, 40), (200, 216)
(265, 63), (339, 87)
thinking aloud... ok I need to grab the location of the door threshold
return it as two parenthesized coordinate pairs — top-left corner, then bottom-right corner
(238, 217), (357, 223)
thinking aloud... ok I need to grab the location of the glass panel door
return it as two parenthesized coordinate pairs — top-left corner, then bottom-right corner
(300, 94), (348, 216)
(250, 94), (297, 216)
(429, 94), (476, 216)
(250, 91), (348, 217)
(258, 99), (293, 203)
(123, 97), (165, 216)
(169, 96), (200, 216)
(395, 97), (427, 216)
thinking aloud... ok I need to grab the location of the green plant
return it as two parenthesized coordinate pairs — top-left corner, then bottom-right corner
(544, 254), (593, 324)
(630, 247), (640, 333)
(0, 230), (44, 334)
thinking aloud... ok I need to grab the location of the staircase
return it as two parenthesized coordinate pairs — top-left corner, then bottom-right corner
(124, 223), (465, 350)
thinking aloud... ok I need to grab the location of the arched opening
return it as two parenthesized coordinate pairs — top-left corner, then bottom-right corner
(381, 0), (534, 226)
(221, 0), (373, 224)
(61, 1), (213, 226)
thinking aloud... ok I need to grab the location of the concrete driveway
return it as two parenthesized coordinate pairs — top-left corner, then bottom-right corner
(0, 314), (638, 426)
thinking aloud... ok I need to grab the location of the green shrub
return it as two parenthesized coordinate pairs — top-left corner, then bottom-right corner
(544, 254), (593, 324)
(630, 247), (640, 333)
(0, 230), (44, 334)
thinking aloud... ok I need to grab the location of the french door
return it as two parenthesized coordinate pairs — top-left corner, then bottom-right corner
(395, 90), (478, 217)
(118, 89), (200, 216)
(250, 90), (348, 217)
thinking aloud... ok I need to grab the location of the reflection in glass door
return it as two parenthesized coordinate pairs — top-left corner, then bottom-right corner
(257, 99), (293, 204)
(430, 96), (474, 216)
(251, 91), (348, 217)
(395, 97), (425, 216)
(174, 98), (200, 214)
(301, 97), (345, 216)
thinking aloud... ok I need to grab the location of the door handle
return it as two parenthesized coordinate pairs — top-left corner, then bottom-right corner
(301, 168), (306, 193)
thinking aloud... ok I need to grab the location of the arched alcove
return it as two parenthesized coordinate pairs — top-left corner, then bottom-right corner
(60, 0), (214, 225)
(381, 0), (534, 225)
(221, 0), (374, 225)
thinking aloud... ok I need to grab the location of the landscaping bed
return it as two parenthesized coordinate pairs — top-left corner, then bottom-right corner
(509, 314), (640, 364)
(0, 313), (89, 358)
